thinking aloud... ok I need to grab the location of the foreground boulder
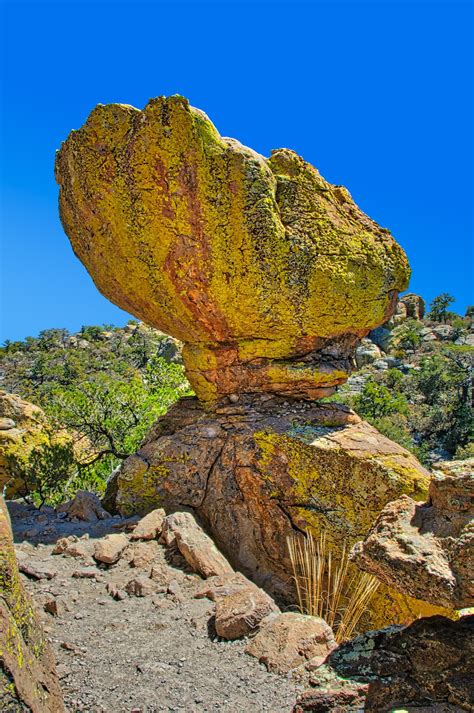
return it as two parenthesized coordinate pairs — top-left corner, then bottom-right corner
(294, 615), (473, 712)
(352, 458), (474, 609)
(105, 396), (448, 628)
(0, 496), (64, 711)
(56, 95), (409, 402)
(93, 533), (129, 564)
(214, 580), (279, 640)
(245, 612), (336, 673)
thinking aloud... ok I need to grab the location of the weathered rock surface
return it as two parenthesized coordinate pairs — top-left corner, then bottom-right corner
(161, 511), (234, 578)
(351, 459), (473, 609)
(93, 533), (128, 565)
(0, 390), (47, 496)
(245, 612), (336, 674)
(214, 581), (279, 640)
(56, 95), (409, 402)
(294, 615), (474, 712)
(400, 292), (425, 320)
(0, 496), (64, 711)
(57, 490), (111, 521)
(105, 396), (450, 628)
(130, 507), (166, 540)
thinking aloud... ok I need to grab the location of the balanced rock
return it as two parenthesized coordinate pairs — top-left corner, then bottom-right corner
(294, 615), (474, 712)
(351, 459), (474, 610)
(56, 95), (409, 402)
(105, 397), (449, 628)
(245, 612), (336, 674)
(0, 496), (64, 712)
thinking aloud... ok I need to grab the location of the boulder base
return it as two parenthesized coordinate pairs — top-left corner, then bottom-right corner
(105, 395), (450, 629)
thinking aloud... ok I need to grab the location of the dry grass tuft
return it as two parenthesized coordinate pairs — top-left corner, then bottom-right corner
(287, 530), (379, 643)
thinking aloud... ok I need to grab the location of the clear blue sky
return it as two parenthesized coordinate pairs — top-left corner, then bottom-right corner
(1, 0), (472, 342)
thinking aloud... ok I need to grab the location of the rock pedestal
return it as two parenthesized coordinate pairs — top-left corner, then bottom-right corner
(103, 396), (449, 628)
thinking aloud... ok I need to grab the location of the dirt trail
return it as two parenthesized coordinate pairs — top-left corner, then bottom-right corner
(9, 502), (304, 713)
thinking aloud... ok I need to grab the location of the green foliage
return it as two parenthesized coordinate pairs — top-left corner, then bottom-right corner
(353, 380), (409, 420)
(428, 293), (455, 323)
(0, 323), (190, 503)
(391, 319), (423, 352)
(6, 439), (76, 507)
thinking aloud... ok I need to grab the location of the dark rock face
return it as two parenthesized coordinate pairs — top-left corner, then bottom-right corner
(294, 615), (474, 712)
(0, 496), (64, 712)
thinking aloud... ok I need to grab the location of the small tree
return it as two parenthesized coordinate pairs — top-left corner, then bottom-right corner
(428, 293), (455, 323)
(354, 380), (409, 420)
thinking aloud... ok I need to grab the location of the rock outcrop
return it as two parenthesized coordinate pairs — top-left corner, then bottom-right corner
(0, 391), (47, 496)
(351, 458), (474, 610)
(0, 496), (64, 711)
(56, 95), (409, 402)
(294, 614), (474, 712)
(103, 396), (449, 628)
(400, 292), (425, 320)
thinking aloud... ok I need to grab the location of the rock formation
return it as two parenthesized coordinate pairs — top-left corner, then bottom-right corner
(351, 458), (474, 610)
(294, 614), (474, 712)
(56, 95), (409, 402)
(0, 391), (47, 497)
(0, 496), (64, 711)
(56, 96), (447, 628)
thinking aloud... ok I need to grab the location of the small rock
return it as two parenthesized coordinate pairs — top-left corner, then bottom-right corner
(161, 511), (233, 578)
(106, 583), (128, 601)
(245, 612), (336, 673)
(56, 490), (111, 521)
(130, 508), (166, 541)
(19, 561), (57, 580)
(214, 582), (279, 640)
(125, 575), (157, 597)
(93, 533), (129, 564)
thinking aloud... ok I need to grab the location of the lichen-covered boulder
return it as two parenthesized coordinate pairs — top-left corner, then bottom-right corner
(0, 497), (64, 712)
(56, 95), (409, 401)
(351, 458), (474, 610)
(104, 395), (450, 629)
(0, 391), (47, 497)
(294, 615), (474, 712)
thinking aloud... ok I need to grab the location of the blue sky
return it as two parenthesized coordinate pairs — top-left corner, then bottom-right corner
(1, 0), (472, 342)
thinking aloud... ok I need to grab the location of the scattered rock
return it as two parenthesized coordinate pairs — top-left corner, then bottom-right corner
(125, 575), (157, 597)
(214, 581), (280, 640)
(93, 533), (129, 565)
(105, 583), (127, 601)
(245, 613), (336, 674)
(19, 560), (57, 580)
(130, 508), (165, 540)
(162, 511), (234, 579)
(125, 540), (160, 568)
(57, 490), (111, 522)
(44, 595), (71, 617)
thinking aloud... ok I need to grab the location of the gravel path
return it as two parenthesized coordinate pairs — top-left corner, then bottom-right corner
(10, 503), (305, 713)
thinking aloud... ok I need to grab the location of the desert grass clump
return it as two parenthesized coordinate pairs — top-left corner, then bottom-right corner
(287, 530), (379, 643)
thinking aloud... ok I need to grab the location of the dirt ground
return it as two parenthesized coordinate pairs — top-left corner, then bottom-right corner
(9, 502), (305, 713)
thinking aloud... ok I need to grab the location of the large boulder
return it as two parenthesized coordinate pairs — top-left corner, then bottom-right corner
(351, 458), (474, 610)
(104, 396), (449, 628)
(0, 496), (64, 711)
(294, 615), (473, 712)
(56, 95), (409, 402)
